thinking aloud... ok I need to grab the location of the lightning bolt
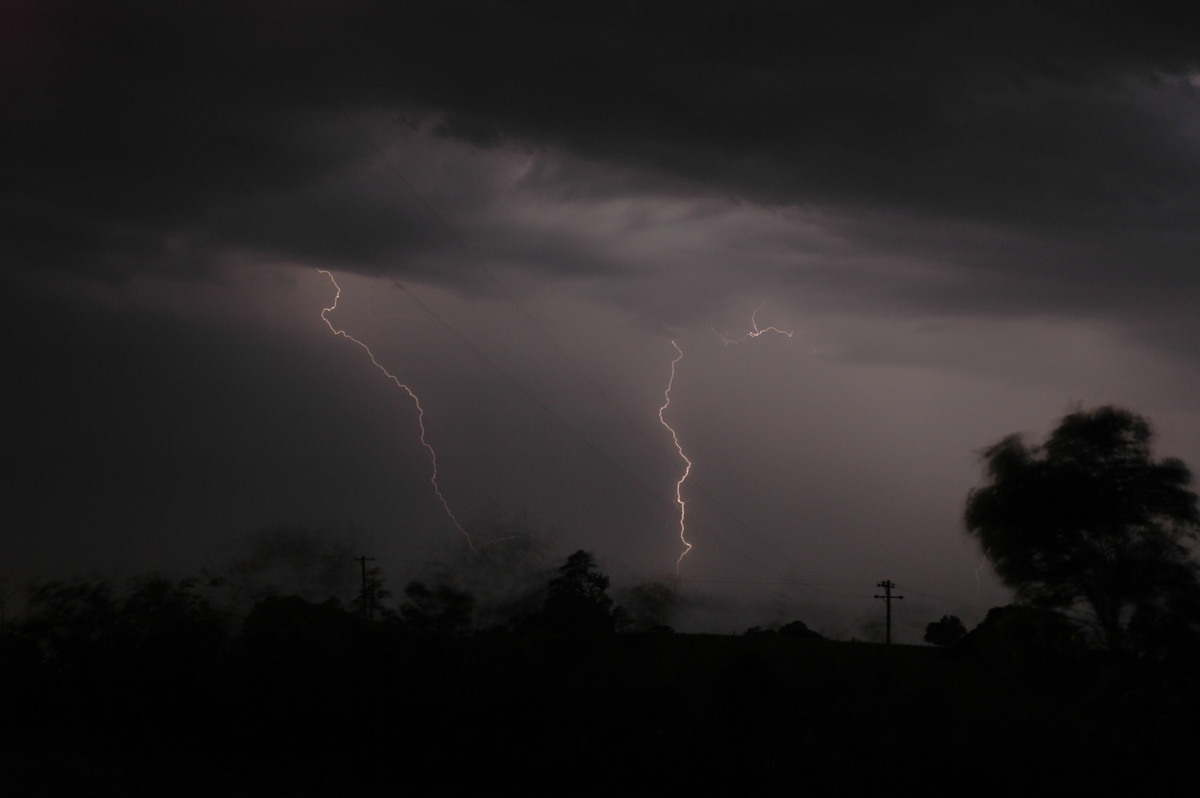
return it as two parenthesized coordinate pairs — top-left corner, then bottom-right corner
(318, 269), (474, 551)
(974, 547), (992, 593)
(713, 301), (795, 345)
(650, 302), (792, 576)
(658, 340), (693, 574)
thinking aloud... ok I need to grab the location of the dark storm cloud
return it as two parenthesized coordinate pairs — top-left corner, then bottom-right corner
(383, 1), (1200, 224)
(7, 1), (1199, 296)
(1, 1), (453, 281)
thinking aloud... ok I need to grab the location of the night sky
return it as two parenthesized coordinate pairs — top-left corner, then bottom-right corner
(6, 1), (1200, 641)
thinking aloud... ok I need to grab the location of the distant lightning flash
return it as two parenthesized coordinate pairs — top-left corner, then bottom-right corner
(659, 340), (694, 574)
(318, 269), (474, 551)
(974, 547), (992, 594)
(713, 301), (795, 345)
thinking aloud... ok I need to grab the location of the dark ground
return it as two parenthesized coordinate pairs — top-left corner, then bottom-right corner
(4, 608), (1199, 796)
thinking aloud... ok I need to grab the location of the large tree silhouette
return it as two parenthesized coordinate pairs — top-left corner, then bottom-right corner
(965, 406), (1200, 652)
(924, 615), (967, 646)
(536, 550), (617, 634)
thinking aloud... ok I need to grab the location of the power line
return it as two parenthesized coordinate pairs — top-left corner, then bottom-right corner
(891, 584), (994, 613)
(874, 580), (904, 645)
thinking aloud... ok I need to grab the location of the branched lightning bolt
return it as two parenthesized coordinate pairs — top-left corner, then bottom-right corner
(318, 269), (474, 551)
(650, 302), (793, 576)
(713, 301), (795, 345)
(658, 340), (693, 574)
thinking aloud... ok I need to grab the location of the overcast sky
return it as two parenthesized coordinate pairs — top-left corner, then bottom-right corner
(5, 1), (1200, 640)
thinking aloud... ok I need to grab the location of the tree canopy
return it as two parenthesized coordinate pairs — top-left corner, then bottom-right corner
(537, 550), (618, 634)
(965, 406), (1200, 652)
(924, 615), (966, 647)
(400, 580), (474, 634)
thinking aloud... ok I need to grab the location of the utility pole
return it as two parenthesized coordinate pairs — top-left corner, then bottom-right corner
(357, 555), (376, 620)
(874, 580), (904, 644)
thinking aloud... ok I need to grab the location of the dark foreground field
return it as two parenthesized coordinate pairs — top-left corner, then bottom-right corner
(5, 619), (1199, 796)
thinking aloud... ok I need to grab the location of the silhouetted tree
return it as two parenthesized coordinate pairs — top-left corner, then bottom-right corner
(778, 619), (825, 641)
(924, 614), (967, 646)
(1125, 568), (1200, 658)
(536, 550), (617, 634)
(400, 581), (474, 634)
(215, 526), (357, 610)
(11, 575), (232, 710)
(965, 406), (1200, 652)
(962, 605), (1084, 659)
(234, 595), (359, 693)
(617, 580), (679, 632)
(15, 579), (120, 686)
(349, 565), (393, 621)
(118, 576), (230, 669)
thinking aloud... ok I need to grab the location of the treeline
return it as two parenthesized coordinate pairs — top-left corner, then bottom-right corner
(3, 557), (1200, 794)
